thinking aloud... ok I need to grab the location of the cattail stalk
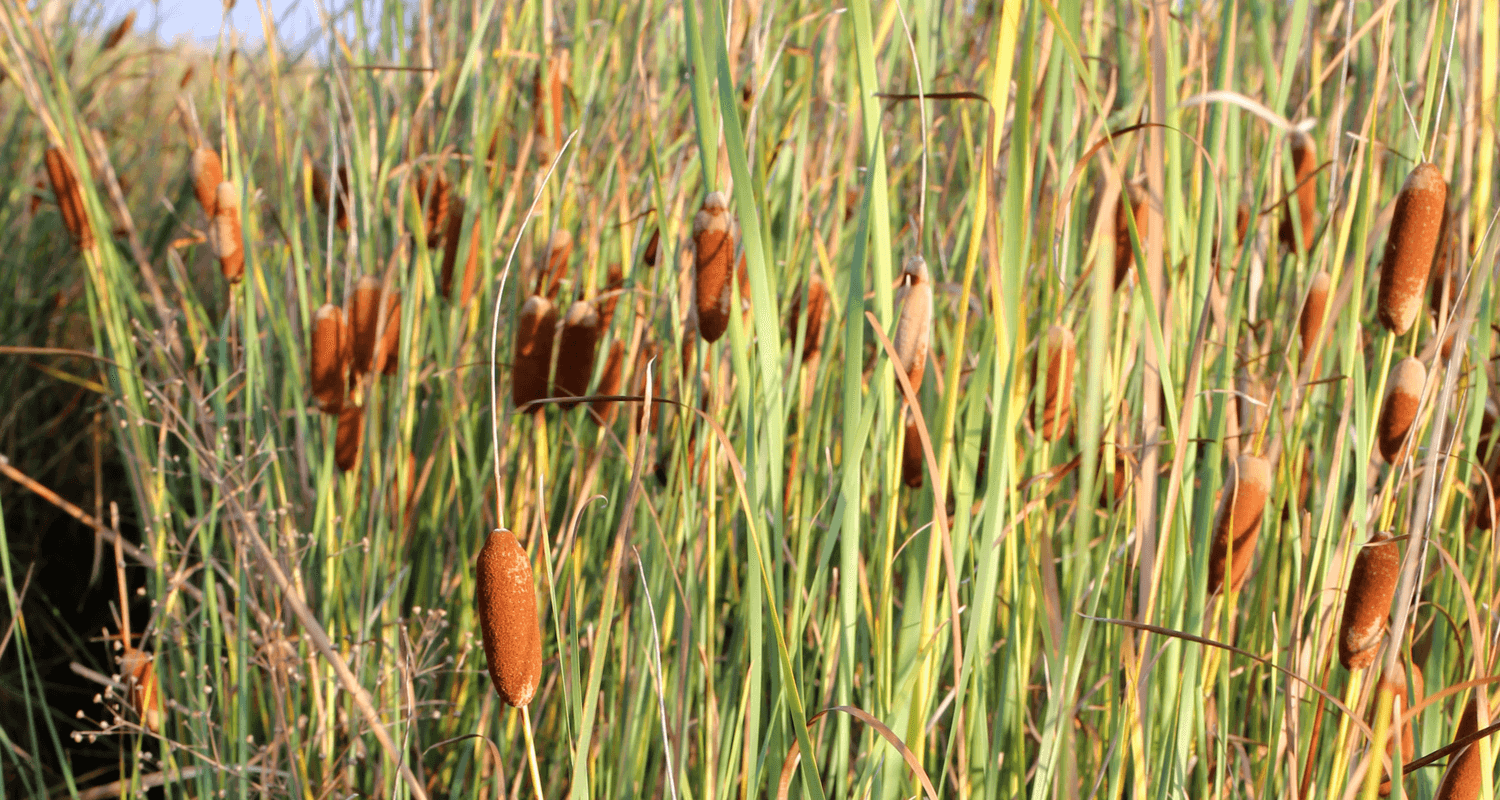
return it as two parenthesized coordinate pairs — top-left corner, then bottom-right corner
(310, 304), (350, 414)
(1378, 357), (1426, 464)
(45, 147), (93, 249)
(694, 192), (735, 342)
(512, 296), (557, 412)
(1377, 163), (1448, 335)
(1338, 531), (1401, 669)
(475, 529), (544, 707)
(554, 301), (600, 409)
(892, 256), (933, 393)
(1039, 325), (1075, 441)
(1206, 455), (1271, 597)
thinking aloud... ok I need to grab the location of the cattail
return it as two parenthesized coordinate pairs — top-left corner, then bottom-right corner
(377, 292), (401, 376)
(642, 226), (660, 267)
(102, 11), (135, 51)
(1206, 455), (1271, 597)
(537, 229), (573, 298)
(1234, 370), (1269, 445)
(592, 341), (625, 422)
(512, 296), (557, 412)
(348, 276), (385, 375)
(902, 416), (924, 488)
(1279, 130), (1318, 252)
(1377, 163), (1447, 335)
(1299, 270), (1332, 357)
(1377, 357), (1426, 464)
(1456, 693), (1484, 741)
(1429, 201), (1459, 318)
(553, 301), (600, 409)
(311, 163), (350, 231)
(533, 53), (568, 159)
(117, 647), (161, 732)
(335, 404), (364, 472)
(440, 197), (466, 299)
(1039, 325), (1076, 441)
(211, 182), (244, 283)
(310, 304), (349, 414)
(460, 214), (483, 309)
(45, 147), (92, 248)
(475, 529), (543, 707)
(1375, 664), (1423, 796)
(790, 274), (829, 363)
(1114, 179), (1148, 290)
(190, 147), (222, 217)
(1337, 531), (1401, 670)
(413, 169), (450, 249)
(892, 256), (933, 393)
(598, 262), (624, 329)
(694, 192), (735, 342)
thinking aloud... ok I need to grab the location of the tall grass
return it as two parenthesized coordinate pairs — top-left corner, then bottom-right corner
(0, 2), (1498, 800)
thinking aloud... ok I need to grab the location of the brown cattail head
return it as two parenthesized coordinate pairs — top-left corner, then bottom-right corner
(440, 197), (467, 299)
(791, 274), (829, 363)
(1429, 200), (1459, 319)
(1456, 694), (1485, 741)
(377, 292), (401, 376)
(1299, 270), (1332, 358)
(310, 163), (350, 230)
(117, 647), (161, 732)
(1279, 130), (1318, 252)
(1337, 531), (1401, 670)
(536, 229), (573, 298)
(592, 340), (625, 422)
(1378, 163), (1448, 335)
(1435, 743), (1484, 800)
(902, 416), (924, 488)
(211, 182), (244, 282)
(335, 404), (364, 472)
(45, 147), (93, 249)
(1378, 357), (1426, 464)
(475, 529), (543, 707)
(554, 301), (600, 409)
(642, 226), (660, 267)
(513, 296), (557, 412)
(190, 147), (222, 217)
(893, 256), (933, 393)
(1114, 179), (1148, 290)
(348, 276), (385, 375)
(598, 262), (625, 329)
(102, 11), (135, 51)
(412, 168), (451, 249)
(533, 52), (568, 159)
(459, 214), (483, 309)
(1206, 455), (1271, 597)
(694, 192), (735, 343)
(1039, 325), (1076, 441)
(310, 304), (349, 414)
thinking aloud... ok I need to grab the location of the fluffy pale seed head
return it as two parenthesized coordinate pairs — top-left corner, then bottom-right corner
(1378, 163), (1448, 335)
(512, 296), (558, 411)
(893, 257), (933, 393)
(1207, 455), (1271, 597)
(190, 148), (222, 217)
(1299, 271), (1332, 357)
(1378, 357), (1426, 464)
(310, 304), (348, 414)
(335, 404), (364, 472)
(554, 301), (601, 409)
(475, 529), (543, 707)
(1337, 531), (1401, 670)
(348, 276), (385, 375)
(1040, 325), (1076, 441)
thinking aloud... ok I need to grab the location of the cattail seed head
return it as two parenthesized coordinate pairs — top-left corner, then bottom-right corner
(533, 53), (568, 159)
(102, 11), (135, 51)
(459, 213), (483, 309)
(1338, 531), (1401, 670)
(413, 169), (450, 249)
(1299, 270), (1332, 358)
(592, 340), (625, 422)
(212, 181), (244, 283)
(335, 404), (364, 472)
(537, 229), (573, 298)
(1279, 130), (1318, 252)
(1378, 163), (1448, 335)
(694, 192), (735, 342)
(348, 276), (385, 375)
(1206, 455), (1271, 597)
(190, 148), (222, 218)
(553, 301), (600, 409)
(512, 296), (557, 412)
(440, 197), (466, 300)
(892, 256), (933, 393)
(1435, 743), (1483, 800)
(1114, 179), (1148, 290)
(475, 529), (543, 707)
(791, 274), (829, 363)
(1456, 694), (1484, 741)
(310, 163), (350, 230)
(1039, 325), (1076, 441)
(118, 648), (160, 732)
(902, 416), (924, 488)
(1429, 201), (1459, 319)
(45, 147), (93, 248)
(598, 262), (624, 329)
(310, 304), (349, 414)
(1378, 357), (1426, 464)
(377, 292), (401, 376)
(643, 227), (660, 267)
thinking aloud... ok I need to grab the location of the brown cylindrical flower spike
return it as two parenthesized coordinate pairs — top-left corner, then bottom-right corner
(694, 192), (735, 343)
(377, 292), (401, 376)
(1114, 179), (1148, 290)
(598, 262), (624, 329)
(1299, 270), (1332, 358)
(212, 182), (244, 283)
(45, 147), (93, 249)
(1337, 530), (1400, 670)
(348, 276), (385, 376)
(792, 274), (829, 363)
(190, 147), (222, 217)
(413, 169), (450, 249)
(642, 226), (660, 267)
(310, 163), (349, 231)
(537, 229), (573, 298)
(1436, 693), (1486, 800)
(1206, 455), (1272, 597)
(553, 301), (600, 409)
(512, 295), (557, 412)
(592, 340), (625, 422)
(475, 529), (543, 707)
(1039, 325), (1076, 441)
(118, 648), (161, 732)
(310, 304), (349, 414)
(1377, 357), (1426, 464)
(902, 416), (924, 488)
(1279, 130), (1318, 252)
(892, 256), (933, 394)
(440, 197), (467, 299)
(1377, 163), (1447, 335)
(335, 404), (364, 472)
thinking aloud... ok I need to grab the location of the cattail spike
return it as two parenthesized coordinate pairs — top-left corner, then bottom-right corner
(902, 416), (924, 488)
(190, 148), (222, 218)
(377, 292), (401, 376)
(118, 648), (161, 732)
(45, 147), (93, 249)
(694, 192), (735, 343)
(598, 262), (625, 329)
(335, 404), (364, 472)
(1377, 163), (1448, 335)
(1337, 531), (1401, 670)
(413, 169), (450, 249)
(642, 226), (660, 267)
(1299, 270), (1332, 358)
(440, 198), (466, 299)
(1378, 357), (1426, 464)
(892, 256), (933, 393)
(1207, 455), (1272, 597)
(310, 304), (349, 414)
(212, 181), (244, 282)
(792, 274), (830, 364)
(1114, 179), (1148, 290)
(348, 276), (385, 376)
(538, 229), (573, 298)
(1039, 325), (1076, 441)
(512, 296), (558, 412)
(554, 301), (601, 409)
(592, 341), (626, 422)
(1279, 130), (1318, 252)
(475, 529), (543, 707)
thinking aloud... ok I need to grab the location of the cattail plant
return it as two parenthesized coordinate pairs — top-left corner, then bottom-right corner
(475, 529), (543, 707)
(902, 416), (923, 488)
(693, 192), (735, 343)
(1377, 163), (1448, 335)
(101, 11), (135, 51)
(1114, 179), (1148, 290)
(1375, 664), (1422, 796)
(1299, 270), (1332, 358)
(537, 229), (573, 298)
(310, 162), (350, 230)
(1337, 530), (1400, 669)
(1435, 738), (1484, 800)
(596, 262), (625, 329)
(1378, 357), (1426, 464)
(1038, 325), (1076, 441)
(592, 341), (625, 422)
(117, 647), (161, 732)
(440, 197), (467, 299)
(377, 292), (401, 376)
(45, 146), (93, 248)
(310, 304), (350, 414)
(349, 276), (385, 376)
(211, 182), (244, 283)
(790, 274), (829, 363)
(1428, 201), (1458, 319)
(1233, 370), (1269, 448)
(190, 147), (222, 217)
(1206, 455), (1271, 597)
(892, 256), (933, 393)
(553, 301), (600, 409)
(413, 168), (450, 249)
(642, 226), (660, 267)
(335, 404), (364, 472)
(1279, 130), (1317, 252)
(533, 52), (569, 160)
(512, 296), (557, 412)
